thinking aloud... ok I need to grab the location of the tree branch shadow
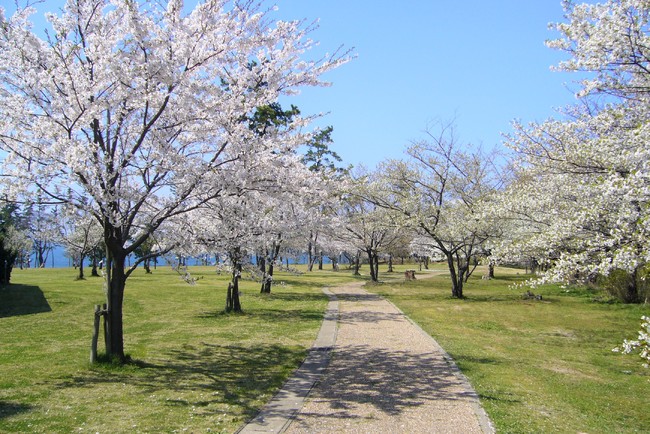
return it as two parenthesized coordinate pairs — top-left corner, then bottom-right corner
(0, 401), (35, 420)
(265, 343), (483, 424)
(53, 343), (307, 421)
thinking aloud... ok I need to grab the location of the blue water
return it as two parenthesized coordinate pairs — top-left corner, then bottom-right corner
(31, 247), (325, 269)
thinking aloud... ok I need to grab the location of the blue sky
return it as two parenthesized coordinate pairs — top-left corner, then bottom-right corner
(274, 1), (586, 167)
(5, 0), (587, 168)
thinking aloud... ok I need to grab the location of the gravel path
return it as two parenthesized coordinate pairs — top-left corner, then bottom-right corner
(240, 280), (494, 434)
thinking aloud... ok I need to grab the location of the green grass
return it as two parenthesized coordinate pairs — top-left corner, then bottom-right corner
(371, 265), (650, 434)
(3, 263), (649, 433)
(0, 265), (360, 433)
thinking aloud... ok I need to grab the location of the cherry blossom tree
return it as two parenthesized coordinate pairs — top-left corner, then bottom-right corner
(0, 204), (29, 284)
(494, 0), (650, 302)
(0, 0), (348, 361)
(364, 124), (499, 297)
(57, 206), (103, 279)
(338, 192), (402, 282)
(548, 0), (650, 100)
(500, 105), (650, 301)
(24, 199), (58, 268)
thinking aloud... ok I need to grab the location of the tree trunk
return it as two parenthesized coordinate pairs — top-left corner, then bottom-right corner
(307, 233), (315, 271)
(367, 250), (378, 282)
(77, 253), (85, 280)
(624, 268), (640, 303)
(36, 245), (48, 268)
(226, 258), (243, 312)
(231, 265), (242, 312)
(374, 254), (379, 279)
(258, 253), (266, 273)
(104, 246), (127, 362)
(260, 260), (273, 294)
(488, 261), (495, 279)
(260, 239), (281, 294)
(387, 254), (394, 273)
(226, 282), (233, 311)
(91, 255), (99, 277)
(446, 252), (463, 298)
(463, 255), (478, 283)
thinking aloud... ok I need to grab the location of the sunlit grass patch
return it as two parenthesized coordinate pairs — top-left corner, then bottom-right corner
(0, 265), (359, 433)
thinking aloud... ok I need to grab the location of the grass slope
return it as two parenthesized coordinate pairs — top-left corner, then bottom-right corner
(0, 266), (358, 433)
(371, 265), (650, 434)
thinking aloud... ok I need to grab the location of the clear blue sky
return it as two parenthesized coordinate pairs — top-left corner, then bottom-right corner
(6, 0), (587, 168)
(274, 1), (586, 168)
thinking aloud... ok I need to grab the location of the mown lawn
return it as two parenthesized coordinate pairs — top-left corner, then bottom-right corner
(2, 263), (649, 433)
(372, 265), (650, 434)
(0, 265), (359, 433)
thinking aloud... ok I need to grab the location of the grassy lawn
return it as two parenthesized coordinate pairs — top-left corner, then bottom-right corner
(2, 263), (649, 433)
(371, 265), (650, 434)
(0, 265), (359, 433)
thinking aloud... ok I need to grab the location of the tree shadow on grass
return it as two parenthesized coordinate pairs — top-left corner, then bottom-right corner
(259, 291), (327, 303)
(196, 308), (324, 323)
(0, 401), (35, 420)
(54, 343), (306, 421)
(0, 284), (52, 318)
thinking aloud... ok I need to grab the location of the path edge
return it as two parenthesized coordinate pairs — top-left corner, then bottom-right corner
(236, 288), (339, 434)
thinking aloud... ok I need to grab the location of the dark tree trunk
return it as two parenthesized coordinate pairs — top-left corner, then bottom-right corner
(374, 254), (379, 280)
(488, 261), (495, 279)
(353, 251), (361, 276)
(387, 254), (394, 273)
(104, 245), (127, 362)
(0, 258), (15, 285)
(91, 255), (99, 277)
(260, 239), (281, 294)
(226, 282), (233, 311)
(624, 268), (640, 303)
(463, 255), (478, 283)
(260, 259), (274, 294)
(367, 249), (378, 282)
(36, 245), (48, 268)
(307, 234), (315, 271)
(230, 265), (243, 312)
(258, 253), (266, 273)
(446, 252), (464, 298)
(77, 254), (85, 280)
(226, 254), (243, 312)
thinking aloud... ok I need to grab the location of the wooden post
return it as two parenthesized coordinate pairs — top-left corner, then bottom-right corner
(90, 304), (101, 364)
(226, 282), (233, 312)
(102, 303), (108, 353)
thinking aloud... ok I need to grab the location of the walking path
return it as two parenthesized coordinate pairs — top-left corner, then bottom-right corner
(238, 280), (494, 433)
